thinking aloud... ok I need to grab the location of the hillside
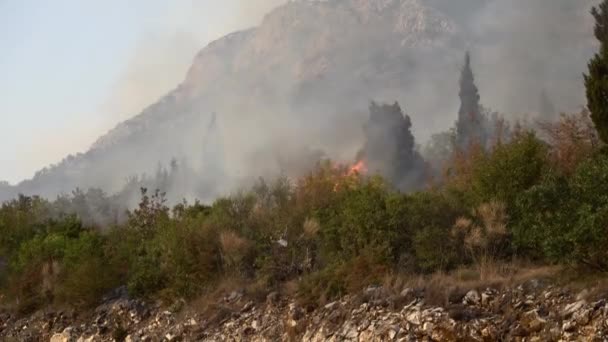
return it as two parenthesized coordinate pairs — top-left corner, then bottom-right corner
(0, 0), (595, 203)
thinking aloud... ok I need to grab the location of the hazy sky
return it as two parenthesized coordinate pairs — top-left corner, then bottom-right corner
(0, 0), (282, 184)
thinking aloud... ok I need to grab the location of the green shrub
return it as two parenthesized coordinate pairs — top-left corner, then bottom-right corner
(57, 232), (119, 306)
(319, 177), (393, 263)
(6, 215), (119, 308)
(471, 132), (548, 207)
(414, 225), (458, 273)
(514, 153), (608, 270)
(127, 243), (166, 298)
(513, 172), (572, 260)
(297, 250), (388, 307)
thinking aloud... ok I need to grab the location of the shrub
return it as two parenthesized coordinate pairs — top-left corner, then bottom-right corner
(297, 249), (388, 307)
(6, 215), (119, 308)
(127, 243), (166, 298)
(219, 230), (252, 275)
(413, 225), (458, 273)
(126, 211), (221, 300)
(319, 177), (394, 263)
(57, 232), (119, 306)
(471, 131), (548, 206)
(538, 110), (600, 176)
(514, 153), (608, 270)
(451, 201), (510, 278)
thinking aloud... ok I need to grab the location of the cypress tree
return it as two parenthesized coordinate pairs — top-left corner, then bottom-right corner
(585, 0), (608, 143)
(456, 52), (485, 148)
(362, 101), (425, 190)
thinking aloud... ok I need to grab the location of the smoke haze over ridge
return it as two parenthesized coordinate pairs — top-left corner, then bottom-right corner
(0, 0), (600, 206)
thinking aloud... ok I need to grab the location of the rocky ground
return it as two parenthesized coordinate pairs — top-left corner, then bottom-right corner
(1, 279), (608, 341)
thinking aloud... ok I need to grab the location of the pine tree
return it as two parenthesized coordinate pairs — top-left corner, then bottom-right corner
(456, 52), (485, 148)
(585, 0), (608, 143)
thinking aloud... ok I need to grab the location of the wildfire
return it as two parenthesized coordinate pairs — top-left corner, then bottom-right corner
(333, 160), (368, 192)
(347, 160), (368, 176)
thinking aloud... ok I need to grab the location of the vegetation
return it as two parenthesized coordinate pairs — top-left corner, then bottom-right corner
(456, 52), (485, 148)
(586, 0), (608, 143)
(0, 111), (605, 312)
(1, 5), (608, 313)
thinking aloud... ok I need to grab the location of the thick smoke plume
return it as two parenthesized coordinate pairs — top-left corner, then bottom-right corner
(0, 0), (601, 211)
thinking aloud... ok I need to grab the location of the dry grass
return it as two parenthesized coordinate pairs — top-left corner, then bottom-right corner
(219, 230), (251, 272)
(551, 267), (608, 302)
(190, 276), (244, 311)
(382, 263), (559, 307)
(476, 201), (507, 237)
(302, 217), (320, 238)
(451, 201), (509, 280)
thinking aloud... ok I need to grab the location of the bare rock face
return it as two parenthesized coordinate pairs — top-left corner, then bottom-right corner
(2, 281), (608, 341)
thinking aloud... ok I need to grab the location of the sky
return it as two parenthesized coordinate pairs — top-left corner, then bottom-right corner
(0, 0), (282, 184)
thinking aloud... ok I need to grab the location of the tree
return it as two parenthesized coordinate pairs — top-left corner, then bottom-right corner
(471, 131), (547, 207)
(361, 102), (425, 190)
(585, 0), (608, 143)
(456, 52), (485, 148)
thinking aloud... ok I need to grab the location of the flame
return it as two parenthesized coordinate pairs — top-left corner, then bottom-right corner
(333, 160), (368, 192)
(347, 160), (368, 176)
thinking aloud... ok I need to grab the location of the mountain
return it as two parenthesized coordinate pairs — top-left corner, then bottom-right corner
(1, 0), (597, 203)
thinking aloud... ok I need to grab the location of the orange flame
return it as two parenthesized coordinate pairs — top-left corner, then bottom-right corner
(347, 160), (368, 176)
(333, 160), (368, 192)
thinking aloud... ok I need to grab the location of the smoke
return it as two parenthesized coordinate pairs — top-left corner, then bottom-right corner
(1, 0), (602, 209)
(101, 0), (287, 126)
(470, 0), (597, 116)
(360, 102), (425, 191)
(101, 31), (202, 125)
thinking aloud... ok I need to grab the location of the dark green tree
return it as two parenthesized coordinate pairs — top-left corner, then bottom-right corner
(362, 102), (425, 190)
(585, 0), (608, 143)
(456, 52), (485, 148)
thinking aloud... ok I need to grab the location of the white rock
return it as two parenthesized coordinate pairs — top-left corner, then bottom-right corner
(562, 300), (586, 317)
(562, 319), (577, 332)
(76, 336), (96, 342)
(342, 323), (359, 340)
(576, 289), (589, 301)
(50, 332), (70, 342)
(388, 326), (399, 340)
(405, 310), (422, 325)
(400, 288), (414, 297)
(463, 290), (481, 305)
(481, 292), (491, 306)
(325, 301), (338, 310)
